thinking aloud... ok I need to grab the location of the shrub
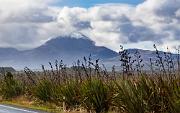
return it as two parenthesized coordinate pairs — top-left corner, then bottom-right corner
(0, 72), (23, 99)
(34, 79), (54, 102)
(81, 79), (111, 113)
(114, 76), (180, 113)
(60, 80), (81, 110)
(113, 78), (146, 113)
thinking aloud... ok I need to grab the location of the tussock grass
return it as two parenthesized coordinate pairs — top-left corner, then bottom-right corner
(0, 45), (179, 113)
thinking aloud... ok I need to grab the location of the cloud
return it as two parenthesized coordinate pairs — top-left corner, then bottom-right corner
(56, 0), (180, 51)
(0, 0), (179, 51)
(0, 0), (60, 49)
(0, 0), (54, 23)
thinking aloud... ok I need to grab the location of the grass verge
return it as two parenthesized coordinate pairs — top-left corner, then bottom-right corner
(0, 96), (62, 113)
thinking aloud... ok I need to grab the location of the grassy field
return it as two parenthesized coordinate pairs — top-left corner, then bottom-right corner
(0, 46), (179, 113)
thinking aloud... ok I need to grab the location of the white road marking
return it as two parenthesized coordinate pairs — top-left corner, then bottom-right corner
(0, 104), (39, 113)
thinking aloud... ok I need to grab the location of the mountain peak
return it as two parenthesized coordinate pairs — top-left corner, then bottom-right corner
(32, 34), (118, 62)
(42, 35), (95, 50)
(0, 34), (117, 69)
(69, 32), (88, 39)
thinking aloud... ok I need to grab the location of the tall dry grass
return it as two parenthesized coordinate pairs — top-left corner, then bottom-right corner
(0, 45), (179, 113)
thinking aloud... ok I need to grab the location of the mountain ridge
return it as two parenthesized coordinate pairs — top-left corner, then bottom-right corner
(0, 35), (118, 69)
(0, 35), (178, 70)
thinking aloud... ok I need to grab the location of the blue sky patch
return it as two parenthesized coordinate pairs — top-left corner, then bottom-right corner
(57, 0), (144, 7)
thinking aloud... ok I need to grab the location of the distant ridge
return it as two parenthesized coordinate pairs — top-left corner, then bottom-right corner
(0, 67), (16, 74)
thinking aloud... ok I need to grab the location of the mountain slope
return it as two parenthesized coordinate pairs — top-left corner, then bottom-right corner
(0, 35), (118, 69)
(102, 49), (179, 70)
(0, 35), (178, 70)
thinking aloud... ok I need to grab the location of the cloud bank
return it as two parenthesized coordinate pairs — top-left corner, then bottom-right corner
(0, 0), (179, 51)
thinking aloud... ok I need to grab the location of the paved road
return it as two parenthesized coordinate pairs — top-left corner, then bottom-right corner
(0, 104), (45, 113)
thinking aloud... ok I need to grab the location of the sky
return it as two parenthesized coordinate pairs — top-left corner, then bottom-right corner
(0, 0), (180, 52)
(57, 0), (144, 7)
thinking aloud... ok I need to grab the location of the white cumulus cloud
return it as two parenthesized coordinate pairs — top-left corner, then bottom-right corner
(0, 0), (179, 51)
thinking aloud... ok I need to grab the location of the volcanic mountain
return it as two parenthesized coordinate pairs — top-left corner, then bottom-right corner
(0, 34), (118, 69)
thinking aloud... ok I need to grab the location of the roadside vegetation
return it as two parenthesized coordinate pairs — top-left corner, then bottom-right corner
(0, 45), (180, 113)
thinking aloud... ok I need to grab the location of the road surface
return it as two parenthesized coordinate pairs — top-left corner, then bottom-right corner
(0, 104), (46, 113)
